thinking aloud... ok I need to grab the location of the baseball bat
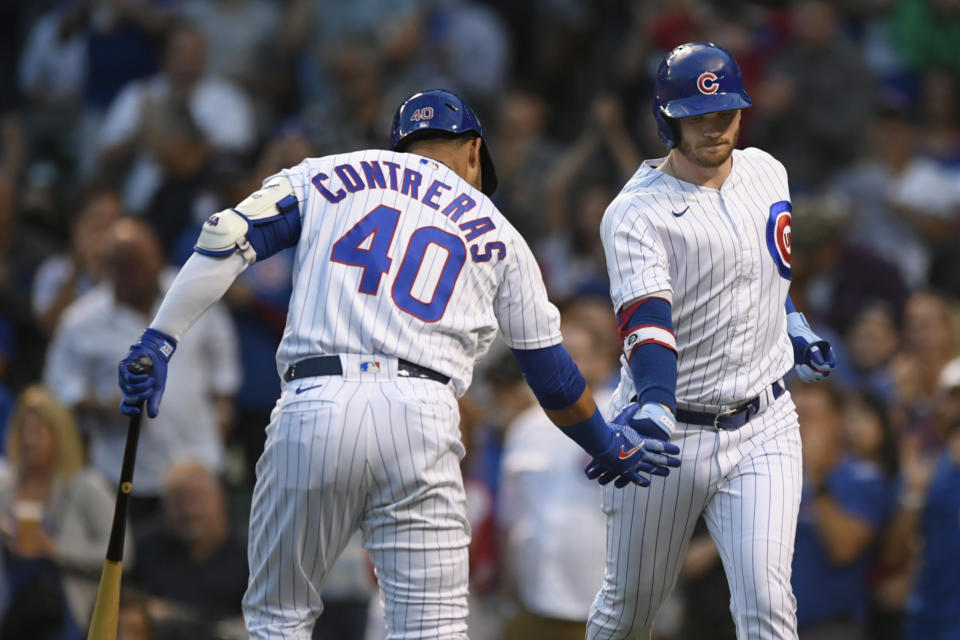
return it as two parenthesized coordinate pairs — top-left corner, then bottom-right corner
(86, 356), (152, 640)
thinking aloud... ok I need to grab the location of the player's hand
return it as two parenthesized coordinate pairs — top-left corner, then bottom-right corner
(584, 403), (681, 489)
(118, 328), (176, 418)
(786, 312), (836, 383)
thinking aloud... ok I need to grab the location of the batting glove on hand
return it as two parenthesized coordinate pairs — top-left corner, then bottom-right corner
(787, 312), (836, 383)
(584, 403), (681, 489)
(118, 328), (177, 418)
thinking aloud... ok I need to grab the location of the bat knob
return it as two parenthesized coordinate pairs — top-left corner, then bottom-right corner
(128, 356), (154, 375)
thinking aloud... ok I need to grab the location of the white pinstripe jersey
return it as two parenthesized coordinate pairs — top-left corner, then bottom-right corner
(273, 149), (561, 397)
(602, 147), (795, 411)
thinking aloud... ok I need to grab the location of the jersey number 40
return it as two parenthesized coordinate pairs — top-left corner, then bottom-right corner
(331, 205), (465, 322)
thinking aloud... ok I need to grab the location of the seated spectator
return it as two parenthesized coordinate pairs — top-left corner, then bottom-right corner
(750, 0), (874, 191)
(131, 461), (247, 629)
(791, 382), (891, 639)
(141, 95), (223, 255)
(458, 349), (533, 597)
(537, 180), (613, 302)
(883, 357), (960, 640)
(97, 20), (255, 214)
(844, 391), (899, 479)
(17, 2), (87, 172)
(499, 315), (618, 640)
(788, 195), (907, 336)
(490, 89), (564, 241)
(829, 105), (960, 288)
(0, 385), (120, 635)
(43, 219), (240, 528)
(177, 0), (281, 95)
(833, 303), (900, 404)
(889, 291), (957, 442)
(31, 184), (123, 335)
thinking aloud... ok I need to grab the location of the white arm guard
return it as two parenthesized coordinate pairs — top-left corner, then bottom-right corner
(195, 174), (298, 263)
(150, 252), (248, 341)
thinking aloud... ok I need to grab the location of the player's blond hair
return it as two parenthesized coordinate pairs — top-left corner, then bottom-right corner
(6, 385), (85, 482)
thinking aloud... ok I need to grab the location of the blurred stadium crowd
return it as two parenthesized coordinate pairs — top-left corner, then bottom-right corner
(0, 0), (958, 639)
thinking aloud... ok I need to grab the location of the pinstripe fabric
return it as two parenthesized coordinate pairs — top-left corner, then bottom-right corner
(242, 149), (562, 638)
(273, 149), (561, 398)
(602, 148), (794, 412)
(587, 392), (801, 640)
(590, 148), (803, 640)
(243, 375), (469, 639)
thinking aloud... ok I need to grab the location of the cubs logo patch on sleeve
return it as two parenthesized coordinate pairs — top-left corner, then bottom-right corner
(765, 200), (792, 280)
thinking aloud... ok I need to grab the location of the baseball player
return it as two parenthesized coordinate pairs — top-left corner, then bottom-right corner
(585, 43), (837, 640)
(115, 89), (680, 639)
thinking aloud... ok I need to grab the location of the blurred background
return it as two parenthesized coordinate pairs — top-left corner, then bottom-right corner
(0, 0), (958, 639)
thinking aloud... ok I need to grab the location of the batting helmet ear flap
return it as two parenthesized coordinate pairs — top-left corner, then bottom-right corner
(477, 137), (497, 196)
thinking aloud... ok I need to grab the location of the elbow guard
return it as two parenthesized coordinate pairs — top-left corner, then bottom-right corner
(195, 175), (301, 263)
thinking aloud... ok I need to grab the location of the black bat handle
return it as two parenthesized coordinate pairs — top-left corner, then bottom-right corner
(127, 355), (154, 376)
(105, 356), (154, 562)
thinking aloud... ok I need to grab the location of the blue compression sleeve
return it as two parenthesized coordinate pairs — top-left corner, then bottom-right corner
(619, 298), (677, 412)
(510, 344), (586, 410)
(511, 344), (611, 455)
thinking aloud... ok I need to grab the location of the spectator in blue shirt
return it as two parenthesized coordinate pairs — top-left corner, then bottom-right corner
(884, 358), (960, 640)
(791, 382), (891, 639)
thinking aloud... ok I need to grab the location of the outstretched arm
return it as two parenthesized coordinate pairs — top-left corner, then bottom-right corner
(511, 344), (680, 488)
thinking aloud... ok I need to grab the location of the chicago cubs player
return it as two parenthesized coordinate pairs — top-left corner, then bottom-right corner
(115, 89), (679, 639)
(585, 43), (837, 640)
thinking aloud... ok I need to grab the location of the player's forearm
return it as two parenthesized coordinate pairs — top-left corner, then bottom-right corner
(811, 496), (874, 565)
(150, 252), (249, 341)
(619, 296), (678, 411)
(882, 503), (923, 568)
(511, 344), (612, 455)
(543, 387), (598, 426)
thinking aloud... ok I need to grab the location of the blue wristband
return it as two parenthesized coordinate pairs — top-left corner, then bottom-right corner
(560, 408), (613, 456)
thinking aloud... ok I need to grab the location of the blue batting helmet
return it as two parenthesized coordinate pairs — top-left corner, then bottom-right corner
(653, 42), (752, 149)
(390, 89), (498, 196)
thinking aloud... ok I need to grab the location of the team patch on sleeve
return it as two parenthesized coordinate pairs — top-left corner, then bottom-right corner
(622, 325), (677, 362)
(765, 200), (792, 280)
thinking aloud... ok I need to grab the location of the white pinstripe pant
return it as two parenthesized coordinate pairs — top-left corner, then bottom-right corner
(587, 390), (802, 640)
(242, 370), (469, 640)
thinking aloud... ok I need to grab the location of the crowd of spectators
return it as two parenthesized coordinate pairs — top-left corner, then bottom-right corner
(0, 1), (958, 639)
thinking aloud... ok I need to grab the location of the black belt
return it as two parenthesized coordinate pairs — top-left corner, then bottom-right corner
(283, 355), (450, 385)
(676, 381), (785, 430)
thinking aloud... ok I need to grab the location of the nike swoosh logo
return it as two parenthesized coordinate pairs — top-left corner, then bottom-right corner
(295, 383), (325, 394)
(672, 207), (689, 217)
(619, 443), (643, 459)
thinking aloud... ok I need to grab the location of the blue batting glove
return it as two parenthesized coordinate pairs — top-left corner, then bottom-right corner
(786, 312), (836, 382)
(118, 328), (177, 418)
(584, 403), (681, 489)
(627, 401), (676, 440)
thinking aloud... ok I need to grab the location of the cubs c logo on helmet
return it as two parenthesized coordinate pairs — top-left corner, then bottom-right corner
(765, 200), (792, 280)
(697, 72), (719, 95)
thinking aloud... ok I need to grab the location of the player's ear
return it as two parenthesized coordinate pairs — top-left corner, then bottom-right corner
(463, 136), (484, 192)
(466, 136), (482, 170)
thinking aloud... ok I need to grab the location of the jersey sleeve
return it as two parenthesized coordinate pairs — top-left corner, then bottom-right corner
(493, 233), (562, 350)
(601, 199), (672, 312)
